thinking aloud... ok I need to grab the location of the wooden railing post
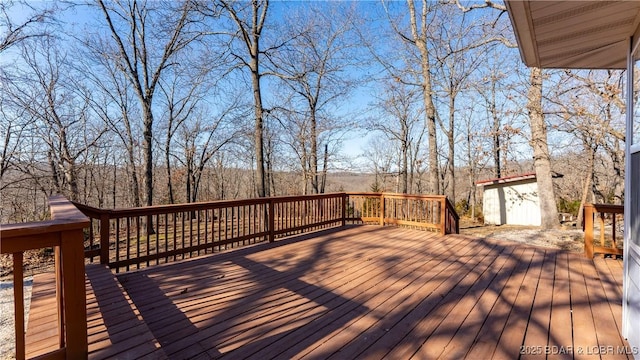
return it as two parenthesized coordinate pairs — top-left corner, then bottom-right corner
(99, 213), (110, 265)
(599, 212), (606, 248)
(341, 194), (346, 227)
(13, 252), (25, 360)
(612, 213), (618, 249)
(584, 204), (594, 258)
(60, 229), (88, 359)
(440, 197), (446, 235)
(268, 199), (275, 243)
(379, 193), (385, 226)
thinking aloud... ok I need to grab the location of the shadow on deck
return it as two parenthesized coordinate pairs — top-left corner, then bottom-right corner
(26, 225), (630, 359)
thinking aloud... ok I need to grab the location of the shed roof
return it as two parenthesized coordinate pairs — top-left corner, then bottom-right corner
(476, 172), (536, 187)
(504, 1), (640, 69)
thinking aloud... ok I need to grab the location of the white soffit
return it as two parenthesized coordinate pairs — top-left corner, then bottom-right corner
(505, 1), (640, 69)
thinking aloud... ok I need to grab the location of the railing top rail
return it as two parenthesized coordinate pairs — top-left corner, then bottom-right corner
(1, 195), (89, 243)
(270, 193), (345, 203)
(585, 203), (624, 213)
(73, 193), (348, 219)
(345, 192), (447, 200)
(345, 192), (383, 196)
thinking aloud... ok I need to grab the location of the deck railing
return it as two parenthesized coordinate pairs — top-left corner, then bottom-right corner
(345, 192), (459, 234)
(75, 192), (459, 272)
(74, 193), (347, 273)
(584, 203), (624, 258)
(0, 195), (89, 360)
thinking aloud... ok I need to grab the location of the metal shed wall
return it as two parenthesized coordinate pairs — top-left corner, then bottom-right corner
(482, 178), (541, 226)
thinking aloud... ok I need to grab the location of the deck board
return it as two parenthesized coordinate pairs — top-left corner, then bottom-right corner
(547, 252), (575, 360)
(25, 225), (630, 359)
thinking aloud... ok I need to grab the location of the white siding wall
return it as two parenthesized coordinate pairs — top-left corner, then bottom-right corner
(482, 179), (541, 226)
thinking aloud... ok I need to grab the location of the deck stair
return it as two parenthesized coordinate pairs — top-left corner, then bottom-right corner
(26, 264), (167, 359)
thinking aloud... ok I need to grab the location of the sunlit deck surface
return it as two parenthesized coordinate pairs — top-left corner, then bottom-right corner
(26, 225), (630, 359)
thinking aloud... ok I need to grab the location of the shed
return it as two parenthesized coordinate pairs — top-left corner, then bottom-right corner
(476, 173), (540, 226)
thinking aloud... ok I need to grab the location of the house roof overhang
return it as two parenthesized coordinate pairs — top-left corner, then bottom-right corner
(504, 1), (640, 70)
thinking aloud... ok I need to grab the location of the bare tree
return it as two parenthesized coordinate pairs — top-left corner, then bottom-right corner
(0, 0), (54, 200)
(472, 47), (523, 180)
(175, 98), (243, 204)
(220, 0), (270, 197)
(368, 81), (424, 193)
(459, 98), (490, 219)
(549, 69), (625, 222)
(158, 65), (206, 204)
(364, 136), (396, 192)
(81, 49), (143, 207)
(0, 93), (27, 190)
(402, 0), (440, 194)
(0, 0), (53, 53)
(269, 3), (359, 194)
(7, 37), (105, 201)
(431, 5), (486, 202)
(95, 0), (202, 207)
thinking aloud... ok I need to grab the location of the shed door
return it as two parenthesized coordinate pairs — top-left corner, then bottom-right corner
(623, 43), (640, 353)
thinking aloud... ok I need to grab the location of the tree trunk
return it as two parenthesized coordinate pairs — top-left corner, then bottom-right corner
(576, 145), (595, 225)
(445, 96), (455, 201)
(250, 48), (268, 197)
(165, 140), (175, 204)
(421, 55), (439, 195)
(407, 0), (439, 195)
(142, 102), (154, 207)
(400, 139), (408, 194)
(126, 149), (141, 208)
(527, 67), (559, 229)
(112, 155), (117, 207)
(320, 144), (328, 194)
(491, 77), (501, 178)
(310, 108), (319, 194)
(142, 101), (155, 234)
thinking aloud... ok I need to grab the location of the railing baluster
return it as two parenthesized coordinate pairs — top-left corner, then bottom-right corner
(216, 208), (221, 251)
(189, 210), (194, 256)
(269, 200), (275, 242)
(136, 216), (141, 269)
(172, 212), (177, 262)
(115, 219), (120, 273)
(612, 213), (617, 249)
(55, 246), (64, 348)
(204, 209), (208, 254)
(126, 217), (131, 272)
(180, 211), (185, 258)
(164, 213), (169, 263)
(600, 211), (606, 248)
(154, 214), (159, 265)
(100, 214), (110, 265)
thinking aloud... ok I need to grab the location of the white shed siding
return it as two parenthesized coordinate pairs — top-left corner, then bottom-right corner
(482, 179), (541, 226)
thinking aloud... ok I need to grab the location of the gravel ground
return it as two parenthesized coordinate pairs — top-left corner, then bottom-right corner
(0, 278), (33, 360)
(459, 219), (586, 253)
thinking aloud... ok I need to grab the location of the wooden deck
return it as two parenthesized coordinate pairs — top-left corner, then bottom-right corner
(26, 225), (631, 359)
